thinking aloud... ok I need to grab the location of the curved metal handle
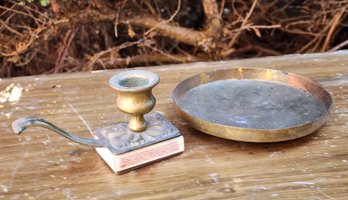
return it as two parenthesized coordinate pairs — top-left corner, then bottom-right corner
(12, 117), (105, 147)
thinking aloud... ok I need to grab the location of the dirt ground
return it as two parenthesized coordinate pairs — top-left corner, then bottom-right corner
(0, 0), (347, 77)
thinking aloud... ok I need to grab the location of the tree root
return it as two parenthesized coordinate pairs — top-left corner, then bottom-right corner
(0, 0), (347, 77)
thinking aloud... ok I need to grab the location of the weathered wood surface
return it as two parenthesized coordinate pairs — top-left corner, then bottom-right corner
(0, 51), (347, 199)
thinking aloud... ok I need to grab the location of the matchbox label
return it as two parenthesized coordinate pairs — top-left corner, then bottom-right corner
(119, 139), (180, 169)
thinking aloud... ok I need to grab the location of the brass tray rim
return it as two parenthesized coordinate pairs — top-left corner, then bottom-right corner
(172, 67), (333, 142)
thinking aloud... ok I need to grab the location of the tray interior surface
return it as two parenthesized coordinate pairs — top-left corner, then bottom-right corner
(178, 79), (327, 129)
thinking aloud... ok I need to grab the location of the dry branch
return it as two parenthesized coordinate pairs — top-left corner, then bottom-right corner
(0, 0), (347, 77)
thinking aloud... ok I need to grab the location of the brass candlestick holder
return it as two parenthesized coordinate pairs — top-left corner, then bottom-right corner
(12, 70), (184, 174)
(109, 70), (159, 132)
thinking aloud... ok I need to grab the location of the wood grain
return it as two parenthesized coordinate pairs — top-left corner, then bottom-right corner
(0, 51), (347, 199)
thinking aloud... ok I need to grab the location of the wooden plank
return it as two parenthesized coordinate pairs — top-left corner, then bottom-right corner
(0, 51), (347, 199)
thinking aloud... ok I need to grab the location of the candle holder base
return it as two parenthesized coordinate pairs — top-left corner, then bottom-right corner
(94, 112), (184, 174)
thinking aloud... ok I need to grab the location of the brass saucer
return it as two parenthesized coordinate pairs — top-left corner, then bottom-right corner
(172, 68), (333, 142)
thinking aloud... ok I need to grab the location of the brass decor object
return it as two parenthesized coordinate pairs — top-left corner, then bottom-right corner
(173, 68), (333, 142)
(12, 70), (184, 174)
(109, 70), (159, 132)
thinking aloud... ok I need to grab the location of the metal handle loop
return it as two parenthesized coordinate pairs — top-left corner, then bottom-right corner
(12, 117), (105, 147)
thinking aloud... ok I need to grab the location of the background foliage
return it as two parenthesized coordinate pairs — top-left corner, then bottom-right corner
(0, 0), (347, 77)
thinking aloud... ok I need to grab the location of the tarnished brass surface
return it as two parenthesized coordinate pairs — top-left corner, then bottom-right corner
(94, 112), (181, 154)
(12, 112), (181, 153)
(173, 68), (333, 142)
(109, 70), (159, 132)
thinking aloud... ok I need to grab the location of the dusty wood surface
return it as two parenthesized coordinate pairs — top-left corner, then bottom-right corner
(0, 51), (347, 199)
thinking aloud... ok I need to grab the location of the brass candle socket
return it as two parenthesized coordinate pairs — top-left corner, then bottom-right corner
(109, 70), (159, 132)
